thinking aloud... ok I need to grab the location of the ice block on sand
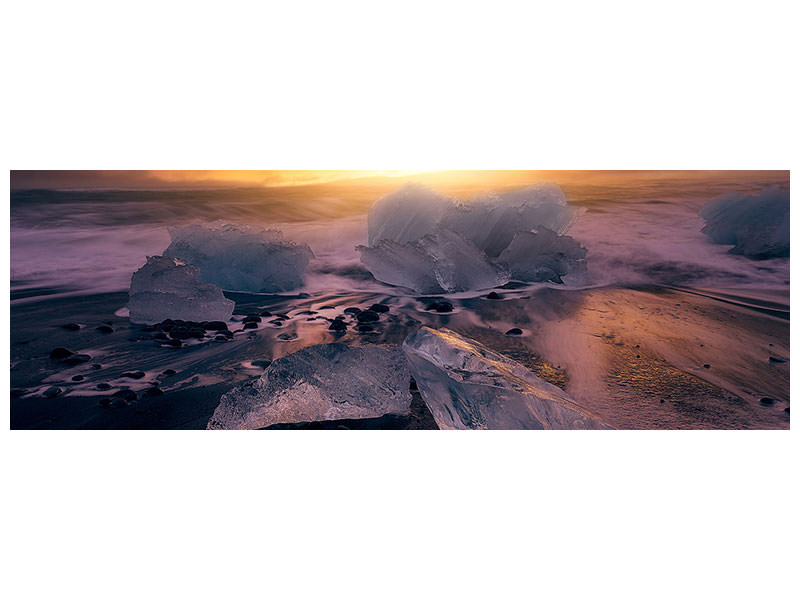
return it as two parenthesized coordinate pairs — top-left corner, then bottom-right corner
(128, 256), (234, 324)
(498, 228), (587, 284)
(403, 327), (611, 430)
(207, 343), (412, 429)
(700, 186), (789, 259)
(164, 223), (314, 292)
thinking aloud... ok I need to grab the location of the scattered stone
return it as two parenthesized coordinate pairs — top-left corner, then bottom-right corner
(49, 347), (74, 359)
(369, 303), (390, 313)
(113, 389), (137, 402)
(278, 332), (298, 341)
(43, 386), (63, 398)
(329, 320), (347, 331)
(71, 375), (85, 382)
(703, 364), (711, 369)
(505, 328), (523, 336)
(63, 353), (92, 366)
(243, 315), (262, 324)
(760, 397), (776, 406)
(92, 364), (102, 370)
(144, 387), (164, 397)
(269, 319), (284, 327)
(252, 360), (271, 369)
(153, 332), (169, 340)
(202, 321), (229, 331)
(95, 325), (114, 334)
(769, 356), (787, 364)
(426, 300), (453, 313)
(162, 369), (177, 376)
(409, 378), (418, 391)
(96, 383), (112, 391)
(344, 307), (362, 315)
(214, 335), (229, 342)
(486, 291), (503, 300)
(120, 371), (146, 379)
(260, 310), (273, 317)
(356, 310), (380, 323)
(356, 324), (374, 333)
(243, 321), (259, 330)
(61, 323), (81, 331)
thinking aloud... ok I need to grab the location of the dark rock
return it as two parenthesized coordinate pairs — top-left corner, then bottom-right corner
(486, 292), (503, 300)
(426, 301), (453, 313)
(409, 378), (418, 391)
(269, 319), (284, 327)
(356, 324), (374, 333)
(91, 363), (102, 370)
(243, 315), (262, 324)
(356, 310), (380, 322)
(703, 364), (711, 369)
(202, 321), (229, 331)
(214, 335), (230, 342)
(168, 327), (192, 340)
(769, 356), (787, 364)
(369, 303), (390, 313)
(144, 387), (164, 397)
(760, 397), (776, 406)
(50, 347), (74, 359)
(95, 325), (114, 334)
(162, 339), (182, 348)
(71, 375), (85, 382)
(329, 320), (347, 331)
(243, 321), (259, 330)
(278, 332), (298, 341)
(61, 323), (81, 331)
(161, 369), (177, 376)
(319, 305), (338, 310)
(113, 389), (137, 402)
(43, 386), (63, 398)
(505, 328), (523, 336)
(120, 371), (146, 379)
(344, 307), (362, 315)
(260, 310), (273, 317)
(96, 383), (112, 391)
(63, 353), (92, 366)
(252, 360), (271, 369)
(153, 332), (169, 340)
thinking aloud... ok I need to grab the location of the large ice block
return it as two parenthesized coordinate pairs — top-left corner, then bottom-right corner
(700, 186), (789, 259)
(164, 223), (314, 292)
(497, 228), (587, 283)
(207, 343), (412, 429)
(368, 183), (451, 246)
(403, 327), (611, 430)
(357, 228), (508, 294)
(128, 256), (234, 324)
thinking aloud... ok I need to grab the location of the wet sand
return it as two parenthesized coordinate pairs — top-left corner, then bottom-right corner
(10, 284), (789, 430)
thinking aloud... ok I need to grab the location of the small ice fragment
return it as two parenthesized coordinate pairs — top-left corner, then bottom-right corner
(403, 327), (611, 430)
(128, 256), (234, 324)
(207, 343), (412, 429)
(164, 223), (314, 292)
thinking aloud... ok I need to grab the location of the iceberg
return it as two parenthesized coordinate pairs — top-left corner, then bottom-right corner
(128, 256), (234, 324)
(357, 228), (508, 294)
(207, 343), (412, 429)
(368, 184), (451, 246)
(403, 327), (611, 430)
(498, 228), (587, 283)
(700, 186), (789, 259)
(164, 223), (314, 292)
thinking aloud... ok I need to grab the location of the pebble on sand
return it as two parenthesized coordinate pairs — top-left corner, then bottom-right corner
(505, 328), (523, 336)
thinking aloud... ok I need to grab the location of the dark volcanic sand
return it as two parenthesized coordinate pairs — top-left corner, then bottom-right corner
(10, 284), (789, 430)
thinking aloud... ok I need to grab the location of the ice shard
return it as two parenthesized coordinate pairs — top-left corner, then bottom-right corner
(128, 256), (235, 324)
(403, 327), (611, 430)
(164, 223), (314, 292)
(207, 343), (412, 429)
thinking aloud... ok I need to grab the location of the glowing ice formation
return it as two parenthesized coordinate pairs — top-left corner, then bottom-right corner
(700, 186), (789, 259)
(128, 256), (234, 324)
(498, 228), (587, 284)
(403, 327), (611, 430)
(164, 223), (314, 292)
(207, 343), (412, 429)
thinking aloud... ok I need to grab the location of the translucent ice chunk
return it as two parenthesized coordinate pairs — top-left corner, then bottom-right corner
(357, 228), (508, 294)
(207, 343), (412, 429)
(497, 228), (587, 284)
(368, 183), (451, 246)
(700, 186), (789, 259)
(403, 327), (611, 430)
(442, 184), (581, 257)
(128, 256), (234, 324)
(164, 223), (314, 292)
